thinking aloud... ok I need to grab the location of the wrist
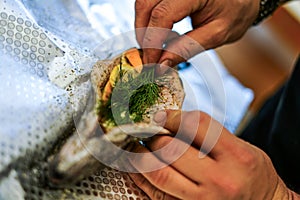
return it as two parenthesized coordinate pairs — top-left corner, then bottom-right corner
(272, 177), (299, 200)
(291, 191), (300, 200)
(253, 0), (290, 25)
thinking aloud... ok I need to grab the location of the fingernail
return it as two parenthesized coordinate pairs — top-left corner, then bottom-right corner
(158, 60), (172, 74)
(153, 110), (167, 124)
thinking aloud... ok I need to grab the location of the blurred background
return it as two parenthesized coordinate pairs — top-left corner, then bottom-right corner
(216, 1), (300, 126)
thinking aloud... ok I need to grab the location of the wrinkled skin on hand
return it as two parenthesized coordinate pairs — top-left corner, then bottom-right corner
(134, 0), (260, 68)
(128, 110), (300, 200)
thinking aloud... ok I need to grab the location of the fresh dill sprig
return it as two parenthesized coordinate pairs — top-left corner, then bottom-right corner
(97, 66), (160, 127)
(129, 81), (160, 122)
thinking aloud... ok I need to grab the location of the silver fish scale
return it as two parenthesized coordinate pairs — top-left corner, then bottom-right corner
(0, 0), (149, 199)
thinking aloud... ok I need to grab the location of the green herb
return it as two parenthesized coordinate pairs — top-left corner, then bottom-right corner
(97, 66), (160, 127)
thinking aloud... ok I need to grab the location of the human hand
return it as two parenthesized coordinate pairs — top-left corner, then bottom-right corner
(135, 0), (260, 70)
(128, 110), (297, 200)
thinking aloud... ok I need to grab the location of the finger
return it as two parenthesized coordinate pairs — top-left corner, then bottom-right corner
(158, 20), (229, 66)
(135, 0), (162, 45)
(129, 173), (179, 200)
(147, 135), (216, 183)
(142, 0), (207, 64)
(158, 110), (235, 157)
(154, 31), (181, 74)
(141, 27), (170, 65)
(141, 31), (180, 73)
(164, 31), (180, 44)
(129, 144), (201, 199)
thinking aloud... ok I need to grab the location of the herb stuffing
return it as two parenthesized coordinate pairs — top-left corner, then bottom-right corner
(96, 61), (160, 128)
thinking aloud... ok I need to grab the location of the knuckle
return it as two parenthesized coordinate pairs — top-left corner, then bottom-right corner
(150, 169), (171, 188)
(152, 136), (172, 149)
(168, 35), (201, 60)
(151, 4), (170, 23)
(240, 150), (255, 166)
(212, 174), (243, 199)
(135, 0), (150, 11)
(133, 175), (148, 188)
(151, 188), (166, 200)
(226, 181), (243, 198)
(175, 43), (194, 60)
(198, 111), (211, 124)
(209, 24), (229, 46)
(180, 114), (194, 130)
(234, 146), (257, 169)
(179, 111), (203, 132)
(182, 111), (200, 125)
(158, 138), (184, 160)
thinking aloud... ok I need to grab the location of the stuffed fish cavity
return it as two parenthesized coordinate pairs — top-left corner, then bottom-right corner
(48, 48), (185, 186)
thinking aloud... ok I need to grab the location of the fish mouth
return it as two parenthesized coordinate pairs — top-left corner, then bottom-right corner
(48, 165), (66, 185)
